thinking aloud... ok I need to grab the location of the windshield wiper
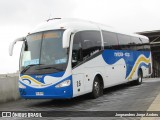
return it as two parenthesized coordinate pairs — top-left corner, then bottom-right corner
(21, 64), (43, 74)
(36, 66), (63, 71)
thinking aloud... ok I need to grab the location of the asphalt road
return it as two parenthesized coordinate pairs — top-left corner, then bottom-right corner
(0, 78), (160, 120)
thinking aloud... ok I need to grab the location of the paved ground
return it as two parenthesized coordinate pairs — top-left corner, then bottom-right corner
(0, 78), (160, 120)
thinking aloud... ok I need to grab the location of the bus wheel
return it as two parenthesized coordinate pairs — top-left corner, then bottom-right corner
(91, 77), (102, 99)
(135, 70), (143, 85)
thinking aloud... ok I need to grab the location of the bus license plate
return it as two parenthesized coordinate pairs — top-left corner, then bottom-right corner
(36, 92), (44, 96)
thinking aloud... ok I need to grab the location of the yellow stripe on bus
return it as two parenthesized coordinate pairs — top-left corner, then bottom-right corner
(21, 75), (43, 85)
(128, 56), (150, 80)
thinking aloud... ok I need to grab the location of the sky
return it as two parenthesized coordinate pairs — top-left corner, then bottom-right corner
(0, 0), (160, 74)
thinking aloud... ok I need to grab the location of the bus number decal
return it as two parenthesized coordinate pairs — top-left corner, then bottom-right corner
(114, 52), (130, 57)
(114, 52), (123, 57)
(77, 80), (81, 87)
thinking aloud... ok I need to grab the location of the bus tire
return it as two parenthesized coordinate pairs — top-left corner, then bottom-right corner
(135, 70), (143, 85)
(91, 77), (102, 99)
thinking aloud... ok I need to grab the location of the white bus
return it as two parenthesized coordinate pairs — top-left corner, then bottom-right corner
(9, 18), (152, 99)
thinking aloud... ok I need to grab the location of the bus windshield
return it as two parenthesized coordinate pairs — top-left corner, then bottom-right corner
(20, 30), (68, 74)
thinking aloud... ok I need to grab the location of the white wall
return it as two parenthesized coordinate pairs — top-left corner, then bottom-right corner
(0, 76), (20, 103)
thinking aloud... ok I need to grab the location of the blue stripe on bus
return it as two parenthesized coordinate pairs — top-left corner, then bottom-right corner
(102, 50), (150, 79)
(19, 75), (73, 99)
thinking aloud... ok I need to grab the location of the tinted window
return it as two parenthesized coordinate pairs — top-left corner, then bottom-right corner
(72, 33), (83, 66)
(102, 31), (119, 49)
(131, 37), (143, 51)
(72, 30), (101, 67)
(118, 34), (131, 45)
(81, 31), (101, 60)
(118, 34), (131, 50)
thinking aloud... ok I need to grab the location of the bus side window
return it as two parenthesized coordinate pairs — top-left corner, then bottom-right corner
(72, 30), (101, 68)
(131, 37), (143, 51)
(102, 31), (119, 50)
(72, 33), (83, 67)
(81, 31), (101, 60)
(72, 44), (82, 64)
(117, 34), (131, 50)
(83, 40), (92, 60)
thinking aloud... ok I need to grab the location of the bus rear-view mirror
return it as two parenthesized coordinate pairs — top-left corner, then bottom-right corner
(9, 37), (26, 56)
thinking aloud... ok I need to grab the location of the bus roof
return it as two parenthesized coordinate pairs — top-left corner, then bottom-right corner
(30, 18), (149, 42)
(30, 18), (100, 33)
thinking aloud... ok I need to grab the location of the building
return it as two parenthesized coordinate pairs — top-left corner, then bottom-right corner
(137, 30), (160, 77)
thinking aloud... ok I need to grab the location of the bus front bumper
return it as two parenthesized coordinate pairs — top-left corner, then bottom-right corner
(19, 85), (73, 99)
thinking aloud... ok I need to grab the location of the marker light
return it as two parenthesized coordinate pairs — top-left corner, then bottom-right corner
(55, 80), (71, 88)
(19, 82), (26, 89)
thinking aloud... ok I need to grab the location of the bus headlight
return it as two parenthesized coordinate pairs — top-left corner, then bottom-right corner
(55, 80), (71, 88)
(19, 82), (26, 89)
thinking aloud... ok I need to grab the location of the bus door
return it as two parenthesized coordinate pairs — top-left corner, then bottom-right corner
(71, 35), (85, 97)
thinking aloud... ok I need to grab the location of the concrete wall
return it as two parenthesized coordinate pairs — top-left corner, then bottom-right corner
(0, 76), (20, 103)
